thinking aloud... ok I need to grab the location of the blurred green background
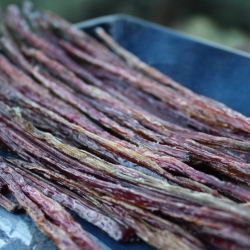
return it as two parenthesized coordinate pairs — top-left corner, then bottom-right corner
(2, 0), (250, 50)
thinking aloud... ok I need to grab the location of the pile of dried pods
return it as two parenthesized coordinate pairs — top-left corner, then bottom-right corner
(1, 3), (250, 250)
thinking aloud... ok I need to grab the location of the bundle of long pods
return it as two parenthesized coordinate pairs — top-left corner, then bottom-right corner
(1, 3), (250, 250)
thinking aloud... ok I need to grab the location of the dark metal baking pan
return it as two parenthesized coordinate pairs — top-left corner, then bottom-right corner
(1, 13), (249, 249)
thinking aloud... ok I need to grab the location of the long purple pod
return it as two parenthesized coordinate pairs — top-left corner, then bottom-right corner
(11, 83), (247, 188)
(12, 157), (250, 232)
(0, 114), (233, 210)
(5, 6), (190, 146)
(0, 112), (159, 191)
(21, 4), (125, 67)
(101, 196), (250, 250)
(20, 46), (186, 145)
(12, 160), (201, 249)
(87, 68), (248, 141)
(12, 5), (248, 166)
(24, 17), (227, 140)
(19, 45), (250, 153)
(19, 50), (189, 160)
(17, 156), (248, 250)
(37, 27), (239, 140)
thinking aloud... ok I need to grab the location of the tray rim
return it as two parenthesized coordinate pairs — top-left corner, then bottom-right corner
(75, 13), (250, 60)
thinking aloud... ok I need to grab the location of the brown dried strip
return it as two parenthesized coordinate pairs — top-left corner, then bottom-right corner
(82, 66), (229, 137)
(95, 26), (250, 140)
(103, 198), (250, 249)
(82, 29), (250, 136)
(33, 20), (237, 139)
(24, 13), (231, 140)
(0, 63), (215, 197)
(91, 33), (250, 137)
(0, 84), (213, 191)
(20, 43), (250, 159)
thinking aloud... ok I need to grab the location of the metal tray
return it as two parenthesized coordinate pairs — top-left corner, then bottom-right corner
(1, 14), (250, 250)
